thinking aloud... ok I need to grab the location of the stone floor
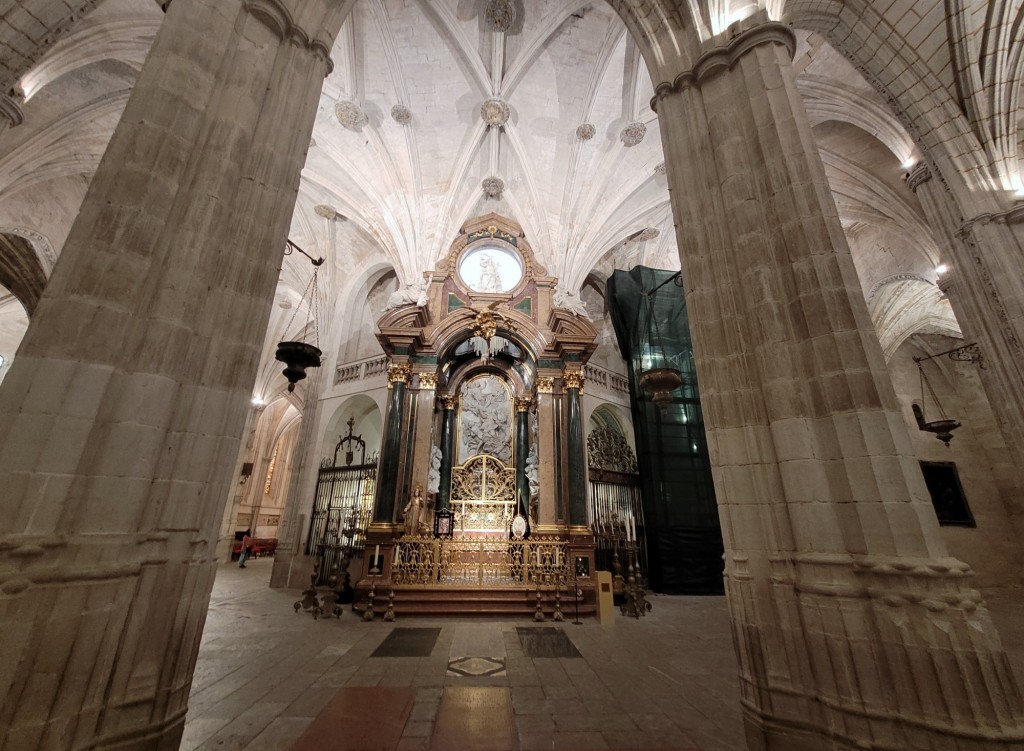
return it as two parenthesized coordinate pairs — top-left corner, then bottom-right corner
(181, 559), (1024, 751)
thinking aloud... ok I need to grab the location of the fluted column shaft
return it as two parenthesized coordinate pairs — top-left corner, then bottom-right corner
(654, 19), (1024, 750)
(0, 1), (345, 749)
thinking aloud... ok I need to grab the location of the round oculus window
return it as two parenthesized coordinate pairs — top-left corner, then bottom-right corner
(458, 245), (524, 293)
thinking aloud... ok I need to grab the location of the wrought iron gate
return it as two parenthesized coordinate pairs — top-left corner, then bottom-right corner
(307, 418), (377, 584)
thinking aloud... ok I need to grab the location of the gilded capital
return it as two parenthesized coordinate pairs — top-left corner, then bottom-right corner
(440, 394), (457, 410)
(515, 396), (533, 413)
(563, 369), (585, 391)
(536, 377), (554, 395)
(387, 363), (412, 385)
(418, 372), (438, 390)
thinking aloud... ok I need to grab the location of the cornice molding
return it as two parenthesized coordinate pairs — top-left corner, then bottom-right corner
(244, 0), (335, 74)
(651, 22), (796, 111)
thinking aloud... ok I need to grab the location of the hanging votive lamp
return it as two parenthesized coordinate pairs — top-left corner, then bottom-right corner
(639, 367), (683, 409)
(638, 271), (684, 410)
(275, 340), (322, 392)
(912, 356), (961, 446)
(275, 239), (325, 392)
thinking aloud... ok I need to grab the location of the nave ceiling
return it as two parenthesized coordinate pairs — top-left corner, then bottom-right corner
(0, 0), (1003, 399)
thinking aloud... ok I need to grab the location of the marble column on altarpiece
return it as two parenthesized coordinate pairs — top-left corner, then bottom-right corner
(648, 14), (1024, 750)
(373, 362), (411, 524)
(563, 369), (587, 527)
(514, 397), (532, 522)
(0, 1), (349, 749)
(436, 393), (457, 511)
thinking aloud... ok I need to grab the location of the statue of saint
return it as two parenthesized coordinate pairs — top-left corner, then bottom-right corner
(477, 254), (503, 292)
(403, 484), (424, 536)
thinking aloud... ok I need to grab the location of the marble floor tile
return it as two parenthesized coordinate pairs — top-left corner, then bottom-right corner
(181, 561), (1024, 751)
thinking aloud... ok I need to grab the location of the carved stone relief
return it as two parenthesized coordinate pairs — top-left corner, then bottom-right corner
(458, 375), (512, 463)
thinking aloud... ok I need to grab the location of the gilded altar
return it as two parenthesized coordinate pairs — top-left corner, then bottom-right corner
(450, 454), (516, 533)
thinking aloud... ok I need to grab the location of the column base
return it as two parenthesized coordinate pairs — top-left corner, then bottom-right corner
(743, 703), (1024, 751)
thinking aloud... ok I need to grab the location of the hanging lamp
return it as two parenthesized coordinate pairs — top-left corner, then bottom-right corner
(637, 271), (684, 409)
(275, 240), (325, 392)
(912, 357), (961, 446)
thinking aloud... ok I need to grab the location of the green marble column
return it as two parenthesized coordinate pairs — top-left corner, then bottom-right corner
(437, 394), (456, 511)
(374, 363), (410, 523)
(514, 397), (531, 519)
(564, 370), (587, 525)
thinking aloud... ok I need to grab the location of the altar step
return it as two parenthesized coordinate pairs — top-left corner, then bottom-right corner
(353, 585), (597, 618)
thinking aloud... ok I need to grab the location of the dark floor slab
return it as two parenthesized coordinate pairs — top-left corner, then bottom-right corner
(516, 627), (582, 658)
(286, 687), (415, 750)
(432, 686), (516, 750)
(373, 627), (443, 658)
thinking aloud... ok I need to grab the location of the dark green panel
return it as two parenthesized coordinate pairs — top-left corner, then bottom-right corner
(607, 267), (723, 595)
(448, 293), (465, 312)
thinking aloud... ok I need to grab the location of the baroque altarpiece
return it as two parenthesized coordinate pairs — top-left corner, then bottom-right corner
(356, 214), (599, 613)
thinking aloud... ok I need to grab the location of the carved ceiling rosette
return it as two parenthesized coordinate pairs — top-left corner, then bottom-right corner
(480, 98), (511, 127)
(484, 0), (516, 32)
(620, 121), (646, 147)
(482, 176), (505, 200)
(391, 104), (412, 125)
(335, 100), (368, 131)
(576, 123), (596, 141)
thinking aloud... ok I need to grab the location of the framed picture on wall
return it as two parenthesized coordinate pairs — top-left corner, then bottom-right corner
(919, 461), (975, 527)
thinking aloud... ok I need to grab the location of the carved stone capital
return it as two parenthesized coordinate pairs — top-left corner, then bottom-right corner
(417, 372), (437, 390)
(957, 200), (1024, 239)
(0, 95), (24, 129)
(905, 163), (932, 193)
(536, 377), (554, 395)
(243, 0), (335, 73)
(650, 22), (796, 111)
(387, 363), (411, 385)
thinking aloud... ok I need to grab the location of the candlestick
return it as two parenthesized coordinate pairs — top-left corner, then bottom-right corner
(374, 543), (380, 565)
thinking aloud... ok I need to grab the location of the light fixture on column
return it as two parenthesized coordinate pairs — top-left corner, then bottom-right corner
(637, 271), (684, 409)
(275, 239), (325, 392)
(912, 355), (961, 446)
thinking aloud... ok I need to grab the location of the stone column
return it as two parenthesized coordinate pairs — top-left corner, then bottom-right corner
(563, 368), (587, 526)
(270, 365), (327, 588)
(650, 18), (1024, 750)
(373, 361), (410, 524)
(907, 163), (1024, 470)
(514, 397), (531, 519)
(437, 394), (456, 511)
(0, 1), (347, 749)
